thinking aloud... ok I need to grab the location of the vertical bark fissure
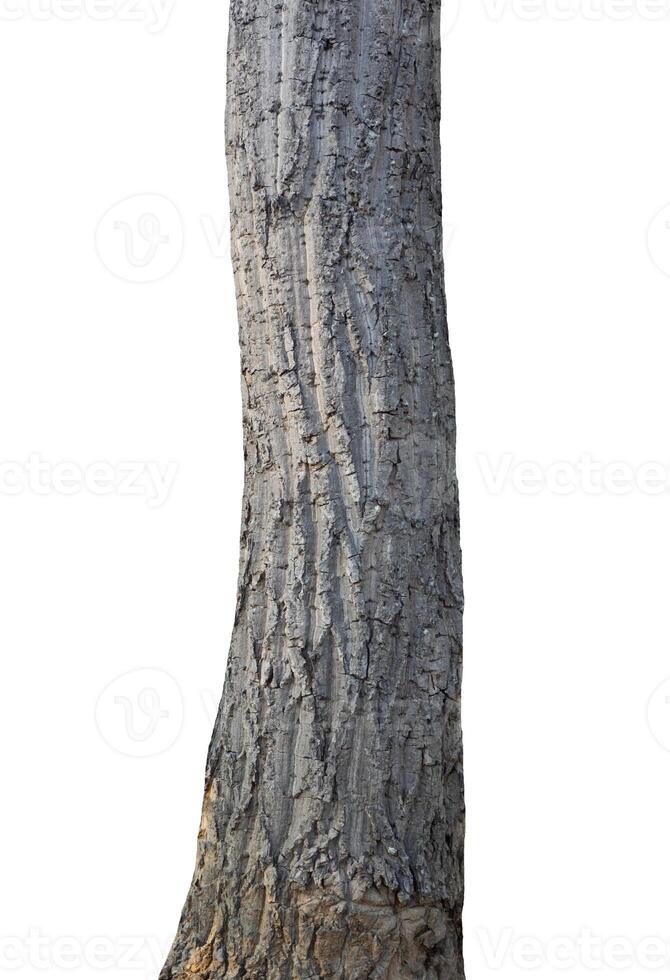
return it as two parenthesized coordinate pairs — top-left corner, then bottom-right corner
(161, 0), (464, 976)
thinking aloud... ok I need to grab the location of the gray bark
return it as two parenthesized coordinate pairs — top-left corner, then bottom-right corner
(160, 0), (464, 976)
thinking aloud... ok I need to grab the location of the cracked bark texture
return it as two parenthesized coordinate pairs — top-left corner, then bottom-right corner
(160, 0), (464, 976)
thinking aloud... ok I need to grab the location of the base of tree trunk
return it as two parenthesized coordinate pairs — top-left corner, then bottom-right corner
(160, 883), (464, 979)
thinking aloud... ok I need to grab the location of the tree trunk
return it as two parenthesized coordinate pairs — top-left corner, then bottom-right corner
(160, 0), (464, 976)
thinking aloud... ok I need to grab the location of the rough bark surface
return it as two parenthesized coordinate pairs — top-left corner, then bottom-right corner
(160, 0), (464, 976)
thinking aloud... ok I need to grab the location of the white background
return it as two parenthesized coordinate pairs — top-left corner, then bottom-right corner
(2, 0), (670, 977)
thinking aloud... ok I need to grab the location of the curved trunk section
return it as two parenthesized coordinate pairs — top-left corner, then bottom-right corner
(160, 0), (464, 976)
